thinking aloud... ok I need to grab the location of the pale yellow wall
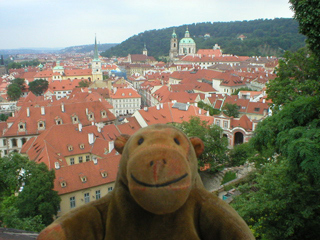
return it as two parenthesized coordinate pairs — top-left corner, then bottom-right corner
(65, 154), (100, 165)
(57, 181), (115, 217)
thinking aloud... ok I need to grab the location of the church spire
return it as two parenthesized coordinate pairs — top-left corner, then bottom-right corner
(94, 34), (99, 61)
(185, 27), (190, 38)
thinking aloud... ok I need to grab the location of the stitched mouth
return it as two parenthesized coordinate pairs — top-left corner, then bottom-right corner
(131, 173), (188, 188)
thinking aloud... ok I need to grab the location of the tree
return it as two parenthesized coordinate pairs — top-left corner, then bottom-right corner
(222, 103), (240, 118)
(78, 80), (90, 88)
(28, 79), (49, 96)
(232, 158), (320, 240)
(15, 162), (60, 226)
(266, 48), (320, 111)
(289, 0), (320, 59)
(173, 116), (229, 172)
(7, 83), (22, 101)
(0, 153), (60, 230)
(12, 78), (26, 91)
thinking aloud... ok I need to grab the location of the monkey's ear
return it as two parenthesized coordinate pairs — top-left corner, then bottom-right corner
(189, 137), (204, 157)
(114, 134), (131, 154)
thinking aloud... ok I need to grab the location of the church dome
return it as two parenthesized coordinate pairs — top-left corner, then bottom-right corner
(179, 37), (195, 44)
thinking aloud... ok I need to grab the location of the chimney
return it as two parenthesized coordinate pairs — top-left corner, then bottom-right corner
(61, 102), (65, 112)
(86, 108), (89, 115)
(88, 133), (94, 144)
(198, 109), (201, 114)
(109, 141), (114, 152)
(78, 123), (82, 132)
(41, 106), (45, 115)
(26, 107), (30, 117)
(263, 99), (266, 103)
(156, 104), (160, 110)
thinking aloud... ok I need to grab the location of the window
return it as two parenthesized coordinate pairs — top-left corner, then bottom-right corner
(11, 139), (17, 147)
(72, 115), (78, 124)
(108, 187), (113, 192)
(84, 193), (90, 203)
(38, 121), (45, 130)
(61, 181), (67, 188)
(96, 190), (101, 200)
(18, 123), (25, 131)
(86, 155), (90, 162)
(216, 120), (220, 126)
(70, 158), (75, 165)
(70, 197), (76, 209)
(68, 145), (73, 151)
(254, 108), (260, 112)
(21, 138), (27, 145)
(56, 118), (62, 125)
(3, 139), (6, 146)
(79, 144), (85, 149)
(223, 121), (228, 129)
(78, 156), (83, 163)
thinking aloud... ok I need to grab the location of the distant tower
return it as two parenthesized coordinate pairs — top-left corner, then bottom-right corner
(92, 35), (103, 82)
(143, 43), (148, 56)
(169, 29), (178, 60)
(179, 27), (196, 55)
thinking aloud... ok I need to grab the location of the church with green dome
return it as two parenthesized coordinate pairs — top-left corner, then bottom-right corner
(169, 27), (196, 60)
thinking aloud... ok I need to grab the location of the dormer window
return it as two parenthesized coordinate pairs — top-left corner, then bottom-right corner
(18, 122), (26, 132)
(60, 181), (67, 188)
(56, 118), (63, 125)
(79, 144), (85, 149)
(72, 115), (79, 124)
(38, 121), (45, 130)
(87, 112), (94, 121)
(80, 176), (87, 183)
(67, 145), (73, 151)
(100, 171), (108, 178)
(101, 110), (107, 118)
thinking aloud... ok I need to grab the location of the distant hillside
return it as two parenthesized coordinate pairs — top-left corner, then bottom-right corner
(59, 43), (118, 54)
(102, 18), (306, 58)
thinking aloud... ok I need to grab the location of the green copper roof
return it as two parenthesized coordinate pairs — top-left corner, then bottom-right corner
(172, 29), (177, 38)
(93, 35), (100, 61)
(179, 37), (195, 44)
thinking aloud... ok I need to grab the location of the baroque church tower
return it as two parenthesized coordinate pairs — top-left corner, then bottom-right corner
(169, 29), (178, 60)
(91, 35), (103, 82)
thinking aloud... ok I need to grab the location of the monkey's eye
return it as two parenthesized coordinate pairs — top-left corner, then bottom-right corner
(138, 138), (144, 145)
(174, 138), (180, 145)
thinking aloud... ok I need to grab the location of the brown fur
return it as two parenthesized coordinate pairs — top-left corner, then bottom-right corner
(38, 124), (254, 240)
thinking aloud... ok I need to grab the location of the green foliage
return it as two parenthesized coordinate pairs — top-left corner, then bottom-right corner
(15, 162), (60, 226)
(197, 101), (220, 116)
(102, 18), (305, 58)
(289, 0), (320, 59)
(7, 60), (40, 70)
(232, 87), (253, 95)
(0, 195), (45, 232)
(232, 159), (320, 240)
(228, 142), (256, 166)
(12, 78), (26, 91)
(222, 103), (240, 118)
(7, 83), (22, 101)
(78, 80), (90, 88)
(0, 113), (9, 121)
(0, 153), (60, 230)
(266, 48), (320, 111)
(221, 171), (236, 184)
(173, 116), (229, 172)
(28, 79), (49, 96)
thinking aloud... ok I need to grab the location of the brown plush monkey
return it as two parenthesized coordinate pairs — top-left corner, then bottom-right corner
(38, 124), (255, 240)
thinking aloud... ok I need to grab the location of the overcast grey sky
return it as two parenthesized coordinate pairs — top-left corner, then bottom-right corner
(0, 0), (294, 49)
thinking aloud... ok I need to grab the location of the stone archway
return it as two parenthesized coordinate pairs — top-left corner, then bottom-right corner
(234, 132), (244, 145)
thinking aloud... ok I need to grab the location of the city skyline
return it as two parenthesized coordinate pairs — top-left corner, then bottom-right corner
(0, 0), (294, 50)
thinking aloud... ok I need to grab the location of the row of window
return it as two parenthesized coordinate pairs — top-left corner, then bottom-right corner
(18, 111), (108, 131)
(215, 119), (229, 129)
(69, 155), (91, 165)
(114, 104), (140, 108)
(69, 187), (113, 209)
(3, 138), (28, 148)
(113, 98), (139, 103)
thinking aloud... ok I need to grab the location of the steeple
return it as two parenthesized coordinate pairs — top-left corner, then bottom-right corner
(143, 43), (148, 56)
(185, 27), (190, 38)
(93, 34), (99, 61)
(172, 28), (177, 39)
